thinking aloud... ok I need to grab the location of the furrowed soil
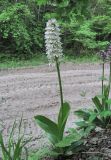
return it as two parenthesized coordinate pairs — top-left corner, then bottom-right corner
(0, 62), (109, 151)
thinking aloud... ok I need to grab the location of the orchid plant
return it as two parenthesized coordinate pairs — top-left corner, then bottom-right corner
(34, 19), (70, 149)
(75, 44), (111, 130)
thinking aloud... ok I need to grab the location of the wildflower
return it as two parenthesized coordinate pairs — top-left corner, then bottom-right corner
(99, 50), (107, 61)
(45, 19), (63, 64)
(107, 44), (111, 60)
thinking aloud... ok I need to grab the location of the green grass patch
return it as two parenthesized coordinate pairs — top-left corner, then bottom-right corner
(64, 54), (100, 63)
(0, 54), (100, 69)
(0, 54), (48, 69)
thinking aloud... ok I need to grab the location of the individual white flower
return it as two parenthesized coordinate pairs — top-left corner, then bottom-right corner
(45, 19), (63, 64)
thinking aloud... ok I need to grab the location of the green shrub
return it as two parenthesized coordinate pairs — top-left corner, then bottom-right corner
(0, 2), (44, 59)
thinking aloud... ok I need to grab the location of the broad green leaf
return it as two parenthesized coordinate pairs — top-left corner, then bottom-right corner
(106, 99), (111, 105)
(100, 110), (111, 118)
(58, 102), (70, 139)
(83, 125), (95, 137)
(35, 115), (59, 144)
(88, 112), (97, 123)
(74, 109), (90, 121)
(93, 117), (105, 128)
(68, 128), (80, 135)
(97, 94), (105, 99)
(104, 85), (110, 99)
(56, 132), (81, 148)
(68, 140), (84, 153)
(92, 96), (103, 112)
(75, 121), (88, 128)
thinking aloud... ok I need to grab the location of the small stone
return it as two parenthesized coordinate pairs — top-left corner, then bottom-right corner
(104, 148), (111, 153)
(102, 136), (108, 140)
(89, 148), (95, 152)
(89, 137), (98, 145)
(95, 127), (103, 132)
(108, 154), (111, 158)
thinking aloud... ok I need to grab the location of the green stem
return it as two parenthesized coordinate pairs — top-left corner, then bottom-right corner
(55, 56), (63, 107)
(102, 62), (105, 96)
(109, 61), (111, 91)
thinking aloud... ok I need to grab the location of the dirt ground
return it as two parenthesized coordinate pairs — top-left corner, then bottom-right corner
(0, 62), (109, 150)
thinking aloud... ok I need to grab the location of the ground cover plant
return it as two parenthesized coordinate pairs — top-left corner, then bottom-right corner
(0, 118), (31, 160)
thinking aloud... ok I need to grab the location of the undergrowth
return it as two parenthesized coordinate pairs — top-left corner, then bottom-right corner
(0, 54), (99, 69)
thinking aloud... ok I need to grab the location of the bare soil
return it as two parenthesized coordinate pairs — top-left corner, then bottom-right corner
(0, 62), (109, 150)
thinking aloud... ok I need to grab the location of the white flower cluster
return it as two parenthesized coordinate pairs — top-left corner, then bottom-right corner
(45, 19), (63, 64)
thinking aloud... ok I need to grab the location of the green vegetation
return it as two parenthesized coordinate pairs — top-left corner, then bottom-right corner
(0, 55), (48, 69)
(0, 35), (111, 160)
(35, 52), (71, 155)
(0, 0), (111, 61)
(75, 46), (111, 131)
(0, 118), (30, 160)
(64, 54), (100, 63)
(0, 54), (99, 69)
(1, 1), (111, 160)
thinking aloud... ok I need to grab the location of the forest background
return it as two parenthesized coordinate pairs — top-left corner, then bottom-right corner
(0, 0), (110, 64)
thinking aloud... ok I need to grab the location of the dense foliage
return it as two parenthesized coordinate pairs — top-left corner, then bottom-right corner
(0, 0), (111, 59)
